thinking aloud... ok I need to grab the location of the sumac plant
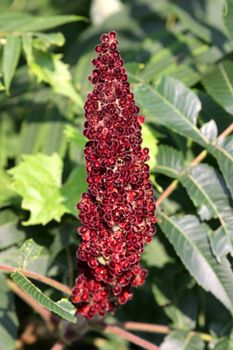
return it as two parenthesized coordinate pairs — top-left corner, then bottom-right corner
(1, 1), (233, 350)
(72, 32), (156, 319)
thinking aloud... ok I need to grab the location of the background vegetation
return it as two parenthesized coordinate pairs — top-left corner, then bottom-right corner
(1, 0), (233, 349)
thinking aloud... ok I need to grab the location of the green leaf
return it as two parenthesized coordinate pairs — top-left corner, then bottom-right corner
(180, 164), (233, 259)
(0, 275), (18, 350)
(61, 165), (87, 216)
(20, 239), (43, 269)
(158, 213), (233, 314)
(134, 77), (207, 146)
(202, 61), (233, 115)
(2, 34), (21, 93)
(0, 210), (25, 249)
(141, 124), (158, 169)
(28, 51), (83, 107)
(64, 125), (86, 149)
(0, 169), (17, 208)
(208, 135), (233, 197)
(0, 13), (87, 32)
(200, 120), (218, 141)
(156, 145), (185, 178)
(161, 331), (205, 350)
(171, 4), (211, 42)
(8, 153), (86, 225)
(33, 32), (65, 49)
(224, 0), (233, 43)
(11, 271), (76, 323)
(213, 338), (233, 350)
(8, 153), (66, 225)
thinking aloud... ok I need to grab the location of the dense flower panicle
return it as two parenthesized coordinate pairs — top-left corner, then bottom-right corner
(72, 31), (156, 319)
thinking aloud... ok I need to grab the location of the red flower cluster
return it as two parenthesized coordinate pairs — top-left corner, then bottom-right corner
(72, 31), (156, 319)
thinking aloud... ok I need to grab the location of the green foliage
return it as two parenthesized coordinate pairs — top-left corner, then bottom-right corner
(1, 0), (233, 349)
(8, 153), (85, 225)
(11, 271), (76, 323)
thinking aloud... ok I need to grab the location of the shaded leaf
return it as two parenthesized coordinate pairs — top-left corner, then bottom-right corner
(156, 145), (185, 178)
(0, 210), (25, 249)
(159, 213), (233, 314)
(20, 239), (43, 269)
(224, 0), (233, 43)
(2, 34), (21, 93)
(64, 125), (86, 149)
(208, 135), (233, 197)
(0, 170), (17, 208)
(0, 275), (18, 350)
(202, 61), (233, 115)
(0, 13), (86, 32)
(180, 164), (233, 259)
(11, 271), (76, 323)
(161, 331), (204, 350)
(213, 338), (233, 350)
(61, 165), (87, 216)
(134, 77), (207, 146)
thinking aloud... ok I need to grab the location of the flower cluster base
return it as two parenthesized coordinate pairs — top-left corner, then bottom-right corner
(72, 31), (156, 319)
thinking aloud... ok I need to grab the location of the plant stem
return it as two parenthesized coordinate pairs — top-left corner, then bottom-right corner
(119, 321), (170, 334)
(113, 321), (213, 342)
(0, 265), (71, 295)
(51, 342), (65, 350)
(156, 122), (233, 206)
(103, 324), (160, 350)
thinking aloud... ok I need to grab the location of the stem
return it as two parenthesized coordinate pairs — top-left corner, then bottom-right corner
(120, 322), (170, 334)
(51, 342), (65, 350)
(104, 324), (160, 350)
(112, 321), (213, 343)
(156, 122), (233, 206)
(156, 179), (178, 207)
(0, 265), (71, 295)
(218, 123), (233, 140)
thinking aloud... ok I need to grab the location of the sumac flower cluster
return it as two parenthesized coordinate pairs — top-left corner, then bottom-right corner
(72, 31), (156, 319)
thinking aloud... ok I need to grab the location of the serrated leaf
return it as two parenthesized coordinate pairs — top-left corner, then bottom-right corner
(208, 135), (233, 197)
(0, 275), (18, 350)
(33, 32), (65, 49)
(224, 0), (233, 44)
(0, 210), (25, 249)
(141, 124), (158, 169)
(11, 271), (76, 323)
(180, 164), (233, 259)
(8, 153), (66, 225)
(213, 338), (233, 350)
(200, 120), (218, 141)
(156, 145), (185, 178)
(20, 239), (43, 269)
(158, 213), (233, 314)
(0, 13), (87, 32)
(29, 52), (83, 106)
(2, 34), (21, 93)
(161, 331), (205, 350)
(8, 153), (85, 225)
(202, 61), (233, 115)
(134, 77), (207, 146)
